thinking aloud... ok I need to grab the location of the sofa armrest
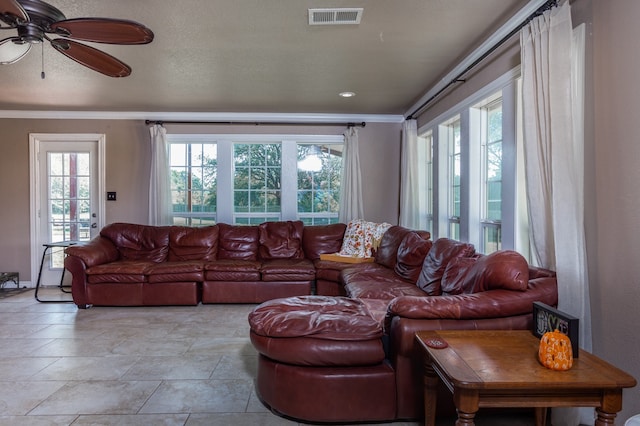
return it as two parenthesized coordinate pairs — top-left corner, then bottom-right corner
(385, 276), (558, 326)
(65, 236), (119, 267)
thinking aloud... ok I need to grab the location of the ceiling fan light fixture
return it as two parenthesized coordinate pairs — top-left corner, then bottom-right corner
(0, 37), (31, 64)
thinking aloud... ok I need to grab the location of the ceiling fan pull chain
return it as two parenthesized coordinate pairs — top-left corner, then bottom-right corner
(41, 42), (45, 79)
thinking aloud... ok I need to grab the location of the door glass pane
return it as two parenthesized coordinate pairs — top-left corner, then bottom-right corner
(47, 152), (92, 267)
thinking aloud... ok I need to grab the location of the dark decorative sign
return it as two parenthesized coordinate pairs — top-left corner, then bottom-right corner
(533, 302), (579, 358)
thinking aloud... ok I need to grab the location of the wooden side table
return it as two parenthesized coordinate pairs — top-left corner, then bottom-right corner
(415, 330), (637, 426)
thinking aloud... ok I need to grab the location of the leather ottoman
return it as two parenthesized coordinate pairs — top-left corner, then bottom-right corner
(248, 295), (397, 423)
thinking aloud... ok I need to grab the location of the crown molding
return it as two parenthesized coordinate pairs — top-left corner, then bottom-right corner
(0, 110), (405, 124)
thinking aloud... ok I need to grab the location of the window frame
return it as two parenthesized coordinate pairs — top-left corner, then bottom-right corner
(418, 68), (526, 255)
(167, 133), (343, 225)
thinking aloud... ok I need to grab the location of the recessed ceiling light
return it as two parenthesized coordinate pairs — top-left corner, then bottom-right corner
(339, 91), (356, 98)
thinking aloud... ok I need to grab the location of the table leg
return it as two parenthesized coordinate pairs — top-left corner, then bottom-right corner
(454, 388), (479, 426)
(594, 409), (616, 426)
(423, 359), (439, 426)
(455, 411), (476, 426)
(34, 246), (50, 302)
(534, 407), (547, 426)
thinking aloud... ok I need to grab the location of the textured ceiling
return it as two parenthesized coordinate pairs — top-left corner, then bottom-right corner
(0, 0), (529, 115)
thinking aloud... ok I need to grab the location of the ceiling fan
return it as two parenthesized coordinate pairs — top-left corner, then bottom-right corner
(0, 0), (153, 77)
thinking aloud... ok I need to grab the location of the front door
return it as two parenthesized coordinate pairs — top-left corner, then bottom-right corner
(30, 134), (105, 287)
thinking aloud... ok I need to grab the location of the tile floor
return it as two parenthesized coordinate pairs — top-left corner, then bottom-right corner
(0, 288), (538, 425)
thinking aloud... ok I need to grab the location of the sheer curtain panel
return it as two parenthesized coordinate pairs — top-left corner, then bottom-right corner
(399, 119), (421, 229)
(148, 124), (172, 226)
(521, 2), (592, 424)
(338, 127), (364, 223)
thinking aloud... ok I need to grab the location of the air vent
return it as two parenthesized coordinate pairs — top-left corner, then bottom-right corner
(308, 8), (363, 25)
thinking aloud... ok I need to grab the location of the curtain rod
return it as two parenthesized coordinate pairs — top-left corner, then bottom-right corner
(406, 0), (558, 120)
(145, 120), (365, 128)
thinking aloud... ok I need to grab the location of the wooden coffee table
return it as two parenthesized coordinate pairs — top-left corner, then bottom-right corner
(415, 330), (636, 426)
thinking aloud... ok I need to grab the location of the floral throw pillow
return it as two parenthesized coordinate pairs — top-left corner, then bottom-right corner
(339, 219), (367, 257)
(339, 219), (391, 258)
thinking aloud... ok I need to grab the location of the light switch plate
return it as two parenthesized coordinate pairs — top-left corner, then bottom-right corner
(107, 192), (116, 201)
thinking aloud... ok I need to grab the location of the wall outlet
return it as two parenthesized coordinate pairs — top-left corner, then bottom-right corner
(107, 192), (116, 201)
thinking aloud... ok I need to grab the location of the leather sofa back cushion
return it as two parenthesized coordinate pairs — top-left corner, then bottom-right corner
(416, 238), (475, 295)
(100, 223), (169, 263)
(394, 232), (433, 283)
(441, 250), (529, 295)
(302, 223), (346, 260)
(375, 226), (412, 269)
(217, 224), (260, 261)
(258, 221), (304, 259)
(168, 225), (219, 261)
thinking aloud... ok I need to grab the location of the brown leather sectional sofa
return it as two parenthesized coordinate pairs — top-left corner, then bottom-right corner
(64, 221), (327, 308)
(64, 220), (558, 422)
(249, 224), (558, 422)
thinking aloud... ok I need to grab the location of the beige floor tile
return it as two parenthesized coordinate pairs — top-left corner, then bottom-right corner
(71, 414), (189, 425)
(29, 380), (161, 415)
(0, 290), (550, 426)
(0, 381), (67, 415)
(139, 379), (252, 414)
(121, 355), (222, 380)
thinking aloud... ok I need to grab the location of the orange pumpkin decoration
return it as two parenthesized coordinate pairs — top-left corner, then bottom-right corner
(538, 329), (573, 371)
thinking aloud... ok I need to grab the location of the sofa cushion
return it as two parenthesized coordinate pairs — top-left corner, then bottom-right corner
(374, 226), (412, 269)
(302, 223), (346, 260)
(168, 225), (218, 262)
(464, 250), (530, 293)
(204, 259), (261, 281)
(217, 224), (259, 261)
(260, 259), (315, 281)
(100, 223), (170, 263)
(85, 260), (151, 283)
(258, 220), (304, 259)
(440, 257), (477, 295)
(394, 232), (433, 283)
(249, 296), (383, 340)
(249, 296), (385, 367)
(145, 260), (205, 283)
(416, 238), (475, 296)
(440, 250), (530, 295)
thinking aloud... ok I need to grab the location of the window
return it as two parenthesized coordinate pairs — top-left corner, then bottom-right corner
(418, 130), (434, 233)
(234, 143), (281, 224)
(440, 115), (461, 240)
(168, 135), (343, 225)
(297, 144), (342, 225)
(477, 96), (503, 253)
(170, 142), (217, 226)
(418, 70), (524, 255)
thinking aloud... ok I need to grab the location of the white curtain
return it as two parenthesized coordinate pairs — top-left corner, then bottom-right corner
(148, 124), (172, 225)
(339, 127), (365, 223)
(399, 119), (421, 229)
(521, 2), (592, 425)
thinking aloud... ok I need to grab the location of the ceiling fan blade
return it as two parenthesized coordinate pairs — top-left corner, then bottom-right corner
(0, 0), (28, 24)
(50, 38), (131, 77)
(50, 18), (154, 44)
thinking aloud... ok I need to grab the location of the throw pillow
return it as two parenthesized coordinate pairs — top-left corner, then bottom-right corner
(339, 219), (367, 257)
(339, 220), (392, 258)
